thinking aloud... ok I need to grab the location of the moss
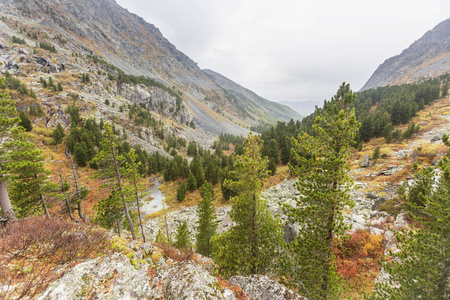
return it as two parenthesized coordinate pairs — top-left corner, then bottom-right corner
(379, 198), (404, 215)
(126, 252), (135, 259)
(151, 252), (162, 264)
(130, 258), (138, 270)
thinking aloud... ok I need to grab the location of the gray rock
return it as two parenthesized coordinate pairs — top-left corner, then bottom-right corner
(229, 274), (306, 300)
(360, 155), (370, 167)
(366, 192), (378, 199)
(372, 197), (387, 210)
(149, 260), (235, 299)
(38, 253), (152, 300)
(380, 165), (403, 176)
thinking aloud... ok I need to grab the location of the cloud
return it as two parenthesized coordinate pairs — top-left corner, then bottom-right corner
(116, 0), (450, 104)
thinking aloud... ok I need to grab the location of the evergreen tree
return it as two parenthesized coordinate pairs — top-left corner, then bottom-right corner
(281, 83), (360, 299)
(196, 182), (217, 257)
(0, 93), (19, 222)
(18, 112), (32, 131)
(187, 172), (197, 192)
(52, 123), (65, 144)
(177, 183), (186, 202)
(124, 148), (148, 242)
(4, 127), (58, 218)
(211, 133), (284, 277)
(174, 221), (191, 250)
(372, 146), (381, 160)
(374, 134), (450, 299)
(92, 122), (137, 240)
(268, 157), (277, 176)
(190, 156), (204, 188)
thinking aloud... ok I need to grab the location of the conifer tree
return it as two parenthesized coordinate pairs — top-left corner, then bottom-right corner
(52, 123), (65, 144)
(92, 122), (136, 240)
(195, 182), (217, 257)
(177, 183), (186, 202)
(374, 134), (450, 299)
(187, 172), (197, 192)
(211, 133), (284, 277)
(0, 93), (19, 222)
(174, 221), (191, 250)
(281, 83), (360, 299)
(5, 126), (59, 218)
(190, 156), (204, 188)
(124, 148), (147, 242)
(18, 112), (32, 131)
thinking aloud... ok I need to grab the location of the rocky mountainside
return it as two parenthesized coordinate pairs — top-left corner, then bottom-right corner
(0, 0), (299, 136)
(362, 18), (450, 90)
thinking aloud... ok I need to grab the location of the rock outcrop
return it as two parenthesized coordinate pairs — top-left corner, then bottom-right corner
(229, 275), (306, 300)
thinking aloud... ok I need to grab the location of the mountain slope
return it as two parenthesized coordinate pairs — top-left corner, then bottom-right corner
(204, 69), (301, 124)
(362, 18), (450, 90)
(0, 0), (300, 135)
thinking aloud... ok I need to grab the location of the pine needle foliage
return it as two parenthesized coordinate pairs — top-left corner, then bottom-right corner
(281, 83), (360, 300)
(373, 134), (450, 299)
(92, 122), (136, 239)
(174, 221), (191, 250)
(211, 133), (284, 277)
(4, 127), (59, 218)
(195, 182), (217, 257)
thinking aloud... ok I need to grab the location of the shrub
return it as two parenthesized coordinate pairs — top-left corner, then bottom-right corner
(0, 217), (110, 299)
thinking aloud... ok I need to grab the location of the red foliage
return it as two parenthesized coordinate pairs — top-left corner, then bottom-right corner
(334, 229), (384, 280)
(0, 216), (110, 299)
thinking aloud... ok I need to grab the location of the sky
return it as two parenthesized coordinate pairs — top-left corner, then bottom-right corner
(116, 0), (449, 111)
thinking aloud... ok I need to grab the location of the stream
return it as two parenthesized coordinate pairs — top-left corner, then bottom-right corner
(140, 179), (165, 215)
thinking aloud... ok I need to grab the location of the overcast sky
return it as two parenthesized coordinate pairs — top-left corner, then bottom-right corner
(116, 0), (449, 107)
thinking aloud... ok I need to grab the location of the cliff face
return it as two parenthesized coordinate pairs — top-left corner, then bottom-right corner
(0, 0), (299, 135)
(361, 18), (450, 91)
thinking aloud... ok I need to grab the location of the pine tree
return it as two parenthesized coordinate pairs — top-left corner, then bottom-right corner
(211, 133), (284, 277)
(52, 123), (65, 144)
(0, 93), (19, 222)
(177, 183), (186, 202)
(281, 83), (360, 299)
(187, 172), (197, 192)
(4, 127), (59, 218)
(195, 182), (217, 257)
(92, 122), (136, 240)
(190, 156), (204, 188)
(374, 134), (450, 299)
(268, 157), (277, 175)
(174, 221), (191, 250)
(124, 148), (148, 242)
(18, 112), (32, 131)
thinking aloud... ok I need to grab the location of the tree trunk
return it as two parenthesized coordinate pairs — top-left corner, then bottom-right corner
(68, 154), (86, 222)
(0, 179), (16, 222)
(133, 177), (146, 242)
(58, 163), (74, 221)
(109, 132), (136, 240)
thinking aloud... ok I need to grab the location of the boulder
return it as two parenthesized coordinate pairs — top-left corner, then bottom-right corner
(360, 155), (370, 167)
(38, 253), (152, 299)
(229, 274), (306, 300)
(380, 165), (403, 176)
(149, 260), (236, 299)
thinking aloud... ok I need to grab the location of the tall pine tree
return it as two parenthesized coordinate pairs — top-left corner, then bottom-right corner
(211, 133), (284, 277)
(5, 127), (59, 218)
(195, 182), (217, 257)
(0, 93), (19, 222)
(92, 122), (136, 240)
(281, 83), (360, 299)
(374, 134), (450, 299)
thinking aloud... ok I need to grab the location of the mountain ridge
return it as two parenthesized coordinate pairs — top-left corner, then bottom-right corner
(361, 18), (450, 91)
(0, 0), (300, 135)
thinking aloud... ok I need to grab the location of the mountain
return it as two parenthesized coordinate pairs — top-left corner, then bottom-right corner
(361, 18), (450, 91)
(277, 100), (321, 116)
(203, 69), (301, 123)
(0, 0), (299, 136)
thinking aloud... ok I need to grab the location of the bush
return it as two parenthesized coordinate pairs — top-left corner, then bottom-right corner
(0, 217), (110, 299)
